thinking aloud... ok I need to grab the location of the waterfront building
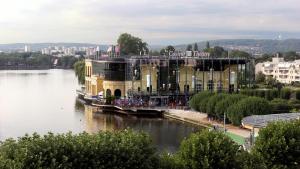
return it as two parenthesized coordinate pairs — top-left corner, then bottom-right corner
(84, 52), (253, 103)
(256, 56), (300, 84)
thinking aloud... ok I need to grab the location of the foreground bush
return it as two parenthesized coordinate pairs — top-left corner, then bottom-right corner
(0, 131), (158, 169)
(215, 94), (247, 120)
(254, 119), (300, 169)
(177, 130), (240, 169)
(226, 97), (271, 125)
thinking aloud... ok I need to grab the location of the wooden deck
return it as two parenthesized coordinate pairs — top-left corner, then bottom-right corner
(91, 103), (164, 117)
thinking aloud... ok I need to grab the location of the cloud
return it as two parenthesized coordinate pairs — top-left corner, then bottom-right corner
(0, 0), (299, 44)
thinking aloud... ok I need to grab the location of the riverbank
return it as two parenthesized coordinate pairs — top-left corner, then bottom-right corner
(164, 109), (251, 143)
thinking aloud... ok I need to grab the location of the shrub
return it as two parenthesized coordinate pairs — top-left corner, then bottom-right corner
(189, 92), (213, 111)
(0, 131), (158, 169)
(205, 93), (229, 118)
(280, 88), (291, 100)
(289, 99), (300, 111)
(295, 90), (300, 100)
(159, 153), (183, 169)
(270, 99), (291, 114)
(255, 90), (265, 98)
(254, 119), (300, 169)
(177, 130), (240, 169)
(226, 97), (271, 126)
(197, 92), (214, 113)
(215, 94), (247, 120)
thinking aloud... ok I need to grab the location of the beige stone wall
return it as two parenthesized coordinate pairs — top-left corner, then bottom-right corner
(140, 65), (158, 92)
(103, 81), (126, 97)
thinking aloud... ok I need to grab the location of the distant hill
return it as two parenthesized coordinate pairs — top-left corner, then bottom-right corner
(175, 39), (300, 54)
(2, 39), (300, 54)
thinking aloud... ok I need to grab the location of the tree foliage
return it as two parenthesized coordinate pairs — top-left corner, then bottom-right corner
(0, 131), (158, 169)
(226, 97), (271, 125)
(270, 98), (291, 114)
(177, 130), (240, 169)
(215, 94), (247, 120)
(205, 93), (229, 118)
(117, 33), (148, 55)
(73, 60), (85, 85)
(254, 119), (300, 169)
(255, 71), (266, 84)
(280, 88), (291, 100)
(188, 92), (213, 111)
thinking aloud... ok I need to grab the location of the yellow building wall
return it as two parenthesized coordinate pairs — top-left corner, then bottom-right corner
(140, 65), (158, 92)
(103, 81), (126, 97)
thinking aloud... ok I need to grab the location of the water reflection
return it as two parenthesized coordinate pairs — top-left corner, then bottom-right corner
(0, 69), (200, 153)
(78, 103), (201, 152)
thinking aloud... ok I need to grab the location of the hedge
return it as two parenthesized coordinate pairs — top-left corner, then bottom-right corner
(188, 92), (213, 111)
(215, 94), (247, 121)
(270, 98), (291, 114)
(205, 93), (229, 118)
(198, 93), (214, 113)
(288, 99), (300, 111)
(0, 131), (158, 169)
(226, 97), (271, 126)
(295, 90), (300, 100)
(280, 88), (291, 100)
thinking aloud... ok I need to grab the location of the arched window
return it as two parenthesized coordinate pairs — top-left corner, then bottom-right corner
(114, 89), (122, 98)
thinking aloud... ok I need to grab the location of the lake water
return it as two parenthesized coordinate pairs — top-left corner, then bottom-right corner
(0, 69), (200, 152)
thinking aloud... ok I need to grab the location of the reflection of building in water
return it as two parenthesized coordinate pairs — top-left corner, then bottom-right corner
(84, 105), (115, 133)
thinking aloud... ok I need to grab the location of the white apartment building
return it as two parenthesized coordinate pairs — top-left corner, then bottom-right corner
(256, 57), (300, 84)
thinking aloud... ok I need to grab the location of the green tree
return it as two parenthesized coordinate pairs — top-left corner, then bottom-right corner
(205, 93), (229, 118)
(165, 45), (175, 55)
(74, 60), (85, 85)
(215, 94), (247, 120)
(177, 130), (240, 169)
(253, 119), (300, 169)
(186, 44), (193, 51)
(189, 92), (213, 112)
(117, 33), (148, 55)
(226, 97), (271, 125)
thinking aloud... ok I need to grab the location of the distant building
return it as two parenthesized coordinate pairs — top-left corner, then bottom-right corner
(256, 56), (300, 84)
(24, 45), (31, 53)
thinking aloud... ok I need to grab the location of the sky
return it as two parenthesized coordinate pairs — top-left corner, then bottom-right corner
(0, 0), (300, 45)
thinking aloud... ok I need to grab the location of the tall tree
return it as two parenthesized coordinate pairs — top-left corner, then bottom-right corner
(165, 45), (175, 54)
(74, 60), (85, 85)
(117, 33), (148, 55)
(193, 43), (198, 51)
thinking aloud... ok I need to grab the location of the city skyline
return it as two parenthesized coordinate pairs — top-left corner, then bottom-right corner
(1, 0), (300, 45)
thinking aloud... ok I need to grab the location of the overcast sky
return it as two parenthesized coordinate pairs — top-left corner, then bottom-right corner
(0, 0), (300, 45)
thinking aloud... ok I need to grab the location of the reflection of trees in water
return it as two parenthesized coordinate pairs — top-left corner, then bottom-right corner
(74, 99), (85, 112)
(81, 105), (202, 152)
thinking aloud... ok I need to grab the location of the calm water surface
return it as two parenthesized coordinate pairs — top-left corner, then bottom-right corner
(0, 69), (200, 152)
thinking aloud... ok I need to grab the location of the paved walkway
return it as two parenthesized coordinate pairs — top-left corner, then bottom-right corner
(165, 109), (251, 138)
